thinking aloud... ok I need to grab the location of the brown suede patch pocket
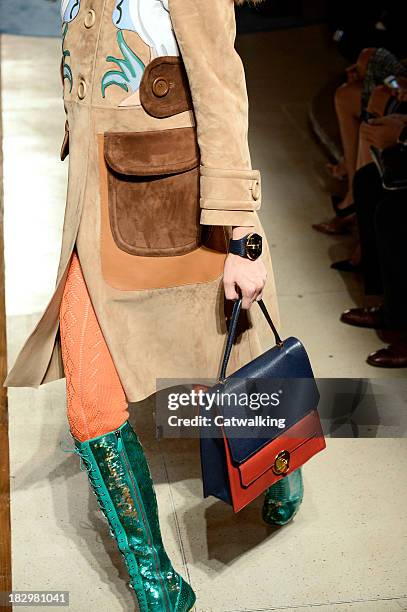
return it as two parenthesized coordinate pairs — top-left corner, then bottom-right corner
(104, 127), (200, 257)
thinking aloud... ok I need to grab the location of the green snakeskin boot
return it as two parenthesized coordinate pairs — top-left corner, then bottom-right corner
(73, 421), (196, 612)
(262, 468), (304, 526)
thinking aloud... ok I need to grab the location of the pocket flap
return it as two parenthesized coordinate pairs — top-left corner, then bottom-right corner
(104, 127), (199, 176)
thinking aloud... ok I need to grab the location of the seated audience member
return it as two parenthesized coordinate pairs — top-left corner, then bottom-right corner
(340, 157), (407, 368)
(314, 47), (407, 236)
(330, 77), (407, 270)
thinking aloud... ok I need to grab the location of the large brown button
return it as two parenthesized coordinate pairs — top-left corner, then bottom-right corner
(152, 77), (170, 98)
(78, 79), (87, 100)
(84, 9), (96, 28)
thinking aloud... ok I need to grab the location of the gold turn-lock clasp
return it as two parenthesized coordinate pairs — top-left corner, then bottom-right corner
(272, 450), (290, 475)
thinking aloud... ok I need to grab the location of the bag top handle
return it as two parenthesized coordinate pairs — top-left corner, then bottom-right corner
(219, 298), (283, 383)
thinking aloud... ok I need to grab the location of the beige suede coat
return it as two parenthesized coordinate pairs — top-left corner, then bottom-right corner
(4, 0), (279, 402)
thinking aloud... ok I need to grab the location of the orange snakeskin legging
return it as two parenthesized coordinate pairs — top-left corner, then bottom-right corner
(59, 251), (129, 442)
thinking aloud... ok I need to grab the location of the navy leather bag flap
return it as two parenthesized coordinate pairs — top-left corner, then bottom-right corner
(207, 337), (320, 465)
(205, 299), (320, 465)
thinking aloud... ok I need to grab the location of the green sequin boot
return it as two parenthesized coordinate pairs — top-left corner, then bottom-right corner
(262, 468), (304, 526)
(73, 421), (196, 612)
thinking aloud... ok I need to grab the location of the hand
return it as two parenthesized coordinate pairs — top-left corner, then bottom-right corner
(223, 226), (267, 310)
(381, 113), (407, 122)
(360, 115), (405, 150)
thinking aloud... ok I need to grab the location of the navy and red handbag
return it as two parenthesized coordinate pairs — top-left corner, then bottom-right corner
(200, 298), (326, 512)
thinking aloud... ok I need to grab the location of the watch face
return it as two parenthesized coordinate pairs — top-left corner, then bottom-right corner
(246, 233), (262, 260)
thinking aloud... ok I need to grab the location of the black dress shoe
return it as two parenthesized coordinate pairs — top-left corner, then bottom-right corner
(332, 197), (356, 219)
(367, 342), (407, 368)
(340, 306), (385, 329)
(331, 259), (361, 272)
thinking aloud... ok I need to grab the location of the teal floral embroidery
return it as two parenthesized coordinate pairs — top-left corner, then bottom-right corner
(102, 0), (178, 103)
(62, 23), (73, 92)
(61, 0), (80, 23)
(112, 0), (179, 57)
(60, 1), (80, 93)
(101, 30), (145, 98)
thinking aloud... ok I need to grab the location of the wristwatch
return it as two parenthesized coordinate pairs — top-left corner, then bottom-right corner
(228, 232), (263, 260)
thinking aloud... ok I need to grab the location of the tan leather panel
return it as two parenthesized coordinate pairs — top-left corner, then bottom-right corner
(98, 135), (227, 291)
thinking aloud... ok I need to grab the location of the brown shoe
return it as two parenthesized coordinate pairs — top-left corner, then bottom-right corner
(367, 342), (407, 368)
(312, 219), (351, 235)
(312, 211), (355, 236)
(340, 306), (385, 329)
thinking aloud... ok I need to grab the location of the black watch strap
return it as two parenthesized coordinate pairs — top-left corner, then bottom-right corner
(229, 236), (248, 258)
